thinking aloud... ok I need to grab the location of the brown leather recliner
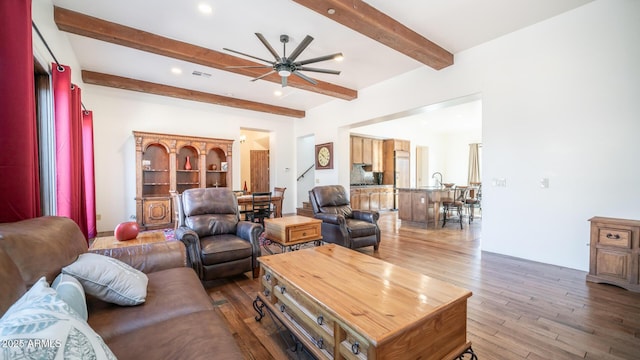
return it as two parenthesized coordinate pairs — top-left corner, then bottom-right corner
(308, 185), (380, 251)
(176, 188), (263, 280)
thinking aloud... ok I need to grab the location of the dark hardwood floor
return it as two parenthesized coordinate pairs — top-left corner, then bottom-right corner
(205, 212), (640, 359)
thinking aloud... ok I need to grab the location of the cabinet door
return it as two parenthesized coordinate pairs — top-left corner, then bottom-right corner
(362, 138), (373, 165)
(350, 189), (361, 210)
(372, 139), (383, 172)
(380, 189), (393, 210)
(351, 136), (363, 164)
(397, 191), (412, 221)
(369, 191), (380, 211)
(595, 248), (631, 282)
(143, 198), (172, 226)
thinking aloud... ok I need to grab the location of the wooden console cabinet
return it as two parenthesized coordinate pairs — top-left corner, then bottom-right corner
(134, 131), (233, 230)
(587, 217), (640, 292)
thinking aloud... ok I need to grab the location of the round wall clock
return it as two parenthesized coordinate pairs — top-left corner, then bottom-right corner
(315, 142), (333, 170)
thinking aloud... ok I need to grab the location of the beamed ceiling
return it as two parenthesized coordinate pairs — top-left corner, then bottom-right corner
(49, 0), (594, 119)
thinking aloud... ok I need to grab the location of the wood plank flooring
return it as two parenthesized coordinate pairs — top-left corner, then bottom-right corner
(204, 212), (640, 359)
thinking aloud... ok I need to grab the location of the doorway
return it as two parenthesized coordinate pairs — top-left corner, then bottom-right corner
(239, 129), (270, 193)
(250, 150), (269, 192)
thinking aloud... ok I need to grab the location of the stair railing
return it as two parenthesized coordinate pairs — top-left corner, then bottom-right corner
(297, 164), (314, 182)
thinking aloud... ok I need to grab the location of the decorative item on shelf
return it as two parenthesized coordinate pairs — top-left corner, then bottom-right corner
(221, 162), (228, 171)
(184, 156), (192, 170)
(243, 181), (248, 192)
(142, 159), (151, 171)
(114, 221), (139, 241)
(209, 164), (217, 171)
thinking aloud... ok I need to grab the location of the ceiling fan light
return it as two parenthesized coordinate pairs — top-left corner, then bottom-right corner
(278, 69), (291, 77)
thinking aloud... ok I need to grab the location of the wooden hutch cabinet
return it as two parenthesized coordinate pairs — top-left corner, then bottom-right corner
(134, 131), (233, 230)
(587, 217), (640, 292)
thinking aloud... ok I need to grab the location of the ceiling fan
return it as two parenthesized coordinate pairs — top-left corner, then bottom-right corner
(223, 33), (342, 87)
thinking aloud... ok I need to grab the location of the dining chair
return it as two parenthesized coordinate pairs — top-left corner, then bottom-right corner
(233, 190), (249, 220)
(272, 187), (287, 217)
(465, 183), (482, 223)
(248, 191), (272, 225)
(441, 186), (467, 229)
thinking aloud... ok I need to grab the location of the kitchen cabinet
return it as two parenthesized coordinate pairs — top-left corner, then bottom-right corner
(372, 139), (383, 172)
(350, 136), (383, 171)
(351, 136), (363, 164)
(362, 137), (372, 165)
(350, 186), (393, 211)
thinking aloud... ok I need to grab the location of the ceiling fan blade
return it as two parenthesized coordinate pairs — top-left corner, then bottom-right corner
(255, 33), (281, 62)
(296, 66), (341, 75)
(223, 48), (274, 64)
(295, 53), (343, 66)
(251, 70), (275, 82)
(225, 65), (272, 69)
(293, 71), (318, 85)
(287, 35), (313, 62)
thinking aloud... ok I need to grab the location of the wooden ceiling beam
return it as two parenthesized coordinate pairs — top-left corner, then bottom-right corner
(292, 0), (453, 70)
(82, 71), (305, 118)
(54, 6), (357, 101)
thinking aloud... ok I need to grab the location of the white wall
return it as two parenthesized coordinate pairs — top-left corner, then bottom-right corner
(34, 0), (639, 271)
(297, 0), (640, 271)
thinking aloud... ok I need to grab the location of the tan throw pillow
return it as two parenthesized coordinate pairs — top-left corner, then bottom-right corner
(62, 253), (148, 306)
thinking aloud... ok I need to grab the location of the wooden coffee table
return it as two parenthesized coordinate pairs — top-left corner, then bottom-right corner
(263, 215), (322, 253)
(253, 244), (475, 359)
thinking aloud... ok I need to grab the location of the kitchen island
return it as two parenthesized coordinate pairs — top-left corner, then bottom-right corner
(397, 187), (448, 228)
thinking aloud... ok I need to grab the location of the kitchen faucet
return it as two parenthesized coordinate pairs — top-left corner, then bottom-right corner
(432, 172), (443, 188)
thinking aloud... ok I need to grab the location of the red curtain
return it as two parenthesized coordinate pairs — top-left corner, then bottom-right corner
(0, 0), (41, 222)
(53, 65), (95, 239)
(82, 111), (97, 239)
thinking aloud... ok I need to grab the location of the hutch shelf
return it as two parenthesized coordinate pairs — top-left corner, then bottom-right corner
(134, 131), (233, 230)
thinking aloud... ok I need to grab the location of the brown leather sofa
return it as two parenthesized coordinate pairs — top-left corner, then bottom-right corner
(176, 187), (263, 281)
(308, 185), (381, 251)
(0, 216), (244, 360)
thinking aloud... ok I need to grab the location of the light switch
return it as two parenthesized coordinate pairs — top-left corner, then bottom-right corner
(540, 178), (549, 188)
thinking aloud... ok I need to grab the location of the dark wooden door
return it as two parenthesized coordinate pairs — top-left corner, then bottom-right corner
(250, 150), (270, 193)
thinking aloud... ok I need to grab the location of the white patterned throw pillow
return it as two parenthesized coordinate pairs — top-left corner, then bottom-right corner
(0, 277), (116, 360)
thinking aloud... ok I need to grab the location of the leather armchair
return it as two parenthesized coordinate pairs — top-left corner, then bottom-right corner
(308, 185), (380, 251)
(175, 188), (263, 280)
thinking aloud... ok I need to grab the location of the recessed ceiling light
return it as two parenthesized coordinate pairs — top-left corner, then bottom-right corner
(198, 3), (213, 14)
(171, 67), (182, 75)
(274, 90), (283, 97)
(327, 8), (336, 15)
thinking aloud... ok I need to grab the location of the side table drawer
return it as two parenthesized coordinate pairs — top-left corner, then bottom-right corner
(289, 223), (321, 242)
(598, 227), (631, 248)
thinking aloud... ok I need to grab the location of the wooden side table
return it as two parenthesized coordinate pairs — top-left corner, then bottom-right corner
(263, 215), (322, 253)
(90, 231), (167, 250)
(90, 230), (187, 272)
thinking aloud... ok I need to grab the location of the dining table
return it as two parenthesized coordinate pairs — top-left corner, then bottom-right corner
(236, 194), (283, 218)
